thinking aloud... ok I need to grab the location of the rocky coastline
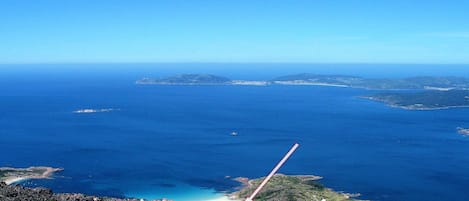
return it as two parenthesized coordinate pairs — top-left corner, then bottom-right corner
(0, 182), (173, 201)
(1, 166), (359, 201)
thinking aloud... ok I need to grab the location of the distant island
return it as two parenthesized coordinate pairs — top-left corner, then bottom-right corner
(136, 74), (232, 85)
(136, 73), (469, 90)
(136, 73), (469, 110)
(0, 166), (63, 185)
(136, 74), (270, 86)
(230, 174), (361, 201)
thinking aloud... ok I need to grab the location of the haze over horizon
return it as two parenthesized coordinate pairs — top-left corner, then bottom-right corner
(1, 0), (469, 64)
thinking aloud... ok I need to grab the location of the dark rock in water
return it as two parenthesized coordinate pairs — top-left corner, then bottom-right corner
(0, 182), (173, 201)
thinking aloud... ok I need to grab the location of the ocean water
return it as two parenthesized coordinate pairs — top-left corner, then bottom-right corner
(1, 64), (469, 201)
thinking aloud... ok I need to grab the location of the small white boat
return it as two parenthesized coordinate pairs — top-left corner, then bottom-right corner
(231, 131), (238, 136)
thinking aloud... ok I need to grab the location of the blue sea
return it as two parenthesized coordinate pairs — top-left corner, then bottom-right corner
(1, 64), (469, 201)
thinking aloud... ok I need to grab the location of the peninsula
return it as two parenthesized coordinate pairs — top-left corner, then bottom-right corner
(230, 174), (361, 201)
(0, 166), (63, 185)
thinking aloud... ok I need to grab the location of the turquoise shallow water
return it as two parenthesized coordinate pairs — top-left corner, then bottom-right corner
(123, 181), (223, 201)
(1, 64), (469, 201)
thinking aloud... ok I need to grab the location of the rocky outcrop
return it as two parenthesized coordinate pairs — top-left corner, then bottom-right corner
(0, 182), (172, 201)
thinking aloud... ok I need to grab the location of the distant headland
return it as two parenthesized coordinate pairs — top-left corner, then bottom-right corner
(137, 73), (469, 110)
(362, 90), (469, 110)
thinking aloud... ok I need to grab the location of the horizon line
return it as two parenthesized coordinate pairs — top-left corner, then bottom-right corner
(1, 61), (469, 65)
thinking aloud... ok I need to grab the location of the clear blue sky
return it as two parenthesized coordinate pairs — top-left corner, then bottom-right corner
(0, 0), (468, 64)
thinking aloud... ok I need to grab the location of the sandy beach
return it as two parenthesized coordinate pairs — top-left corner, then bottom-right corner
(4, 177), (29, 185)
(206, 196), (240, 201)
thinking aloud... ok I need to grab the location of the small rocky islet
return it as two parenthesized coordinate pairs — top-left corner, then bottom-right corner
(457, 127), (469, 136)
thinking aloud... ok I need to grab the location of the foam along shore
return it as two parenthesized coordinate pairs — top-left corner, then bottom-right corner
(124, 180), (240, 201)
(73, 108), (118, 113)
(206, 196), (239, 201)
(0, 166), (63, 185)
